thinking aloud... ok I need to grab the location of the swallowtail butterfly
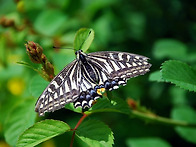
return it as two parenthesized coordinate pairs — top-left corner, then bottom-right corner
(35, 50), (151, 116)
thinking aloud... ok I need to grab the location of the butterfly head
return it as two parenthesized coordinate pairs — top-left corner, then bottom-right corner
(75, 50), (87, 63)
(75, 49), (83, 55)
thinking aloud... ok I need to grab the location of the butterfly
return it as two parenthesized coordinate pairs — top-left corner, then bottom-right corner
(35, 50), (151, 116)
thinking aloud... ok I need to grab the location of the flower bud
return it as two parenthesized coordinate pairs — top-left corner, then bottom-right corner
(127, 98), (137, 109)
(25, 41), (43, 63)
(45, 62), (55, 80)
(41, 54), (55, 81)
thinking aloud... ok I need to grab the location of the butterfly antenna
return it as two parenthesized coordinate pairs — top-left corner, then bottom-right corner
(53, 46), (76, 51)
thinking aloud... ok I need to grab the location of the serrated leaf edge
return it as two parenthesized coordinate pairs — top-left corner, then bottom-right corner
(161, 60), (196, 92)
(76, 119), (114, 146)
(16, 119), (71, 147)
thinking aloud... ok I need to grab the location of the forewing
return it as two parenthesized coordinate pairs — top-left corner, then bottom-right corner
(35, 59), (81, 116)
(87, 51), (151, 82)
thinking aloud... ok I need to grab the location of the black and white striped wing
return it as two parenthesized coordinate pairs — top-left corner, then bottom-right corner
(88, 51), (151, 82)
(35, 51), (151, 116)
(73, 51), (151, 108)
(35, 59), (81, 116)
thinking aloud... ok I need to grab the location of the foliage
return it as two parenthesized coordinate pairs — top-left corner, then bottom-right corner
(4, 98), (36, 146)
(17, 119), (71, 147)
(1, 0), (196, 147)
(76, 120), (114, 147)
(74, 28), (94, 52)
(161, 60), (196, 92)
(171, 106), (196, 144)
(126, 137), (172, 147)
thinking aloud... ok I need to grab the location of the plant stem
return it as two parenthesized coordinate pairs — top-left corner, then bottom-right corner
(131, 110), (196, 128)
(70, 113), (88, 147)
(74, 113), (88, 130)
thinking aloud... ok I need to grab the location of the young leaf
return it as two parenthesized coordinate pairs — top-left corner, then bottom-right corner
(17, 61), (39, 73)
(161, 60), (196, 92)
(126, 137), (171, 147)
(17, 119), (71, 147)
(76, 120), (114, 147)
(88, 97), (130, 115)
(4, 99), (37, 147)
(74, 28), (94, 52)
(171, 106), (196, 144)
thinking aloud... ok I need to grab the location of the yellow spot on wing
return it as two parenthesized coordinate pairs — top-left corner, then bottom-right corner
(97, 88), (105, 95)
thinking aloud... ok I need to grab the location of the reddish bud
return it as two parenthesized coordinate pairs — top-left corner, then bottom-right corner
(127, 98), (137, 109)
(25, 41), (43, 63)
(45, 61), (55, 80)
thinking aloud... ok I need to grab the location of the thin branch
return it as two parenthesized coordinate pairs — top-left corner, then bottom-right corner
(70, 113), (88, 147)
(127, 98), (196, 128)
(131, 110), (196, 128)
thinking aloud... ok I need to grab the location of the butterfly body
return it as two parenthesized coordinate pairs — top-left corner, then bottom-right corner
(35, 50), (151, 116)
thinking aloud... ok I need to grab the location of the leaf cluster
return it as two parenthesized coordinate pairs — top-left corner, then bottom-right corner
(1, 1), (196, 147)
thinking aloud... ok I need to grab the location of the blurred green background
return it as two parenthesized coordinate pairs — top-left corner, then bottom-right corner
(1, 0), (196, 147)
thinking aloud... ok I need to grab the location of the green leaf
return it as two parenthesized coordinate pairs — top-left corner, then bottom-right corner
(4, 98), (37, 147)
(126, 137), (171, 147)
(74, 28), (94, 52)
(64, 103), (82, 113)
(161, 60), (196, 92)
(34, 10), (67, 36)
(153, 39), (187, 60)
(17, 61), (40, 73)
(17, 119), (71, 147)
(88, 97), (130, 115)
(149, 70), (164, 82)
(66, 96), (130, 115)
(29, 75), (49, 98)
(76, 120), (114, 147)
(171, 106), (196, 144)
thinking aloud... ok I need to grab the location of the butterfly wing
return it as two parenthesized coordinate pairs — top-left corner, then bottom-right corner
(73, 51), (151, 108)
(35, 59), (81, 116)
(36, 51), (151, 116)
(87, 51), (151, 82)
